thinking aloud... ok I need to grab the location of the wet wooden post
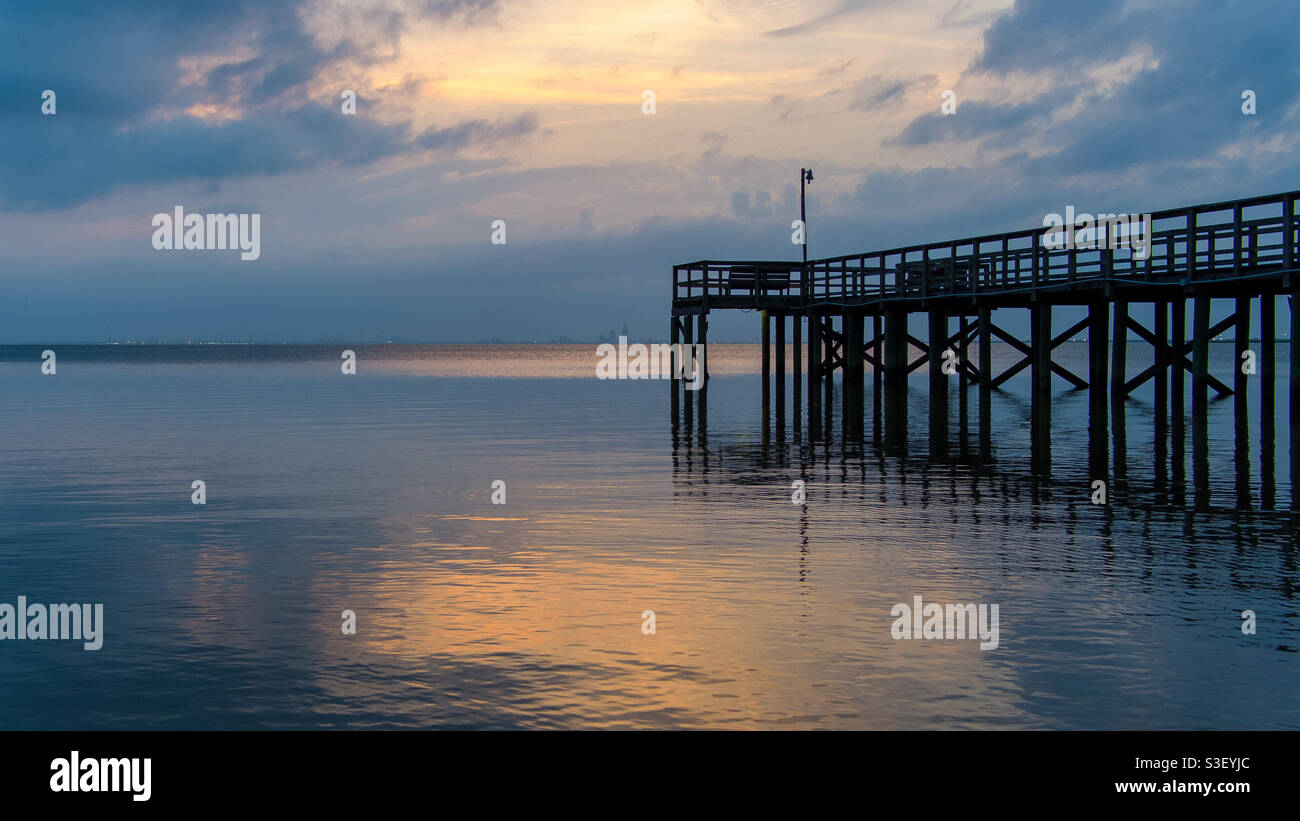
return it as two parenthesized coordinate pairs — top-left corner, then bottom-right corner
(808, 310), (821, 436)
(793, 312), (802, 428)
(1291, 290), (1300, 510)
(1154, 302), (1169, 426)
(1030, 302), (1051, 473)
(1192, 296), (1212, 505)
(1110, 300), (1127, 405)
(872, 314), (883, 442)
(1234, 296), (1251, 508)
(670, 315), (680, 420)
(1154, 301), (1169, 490)
(775, 311), (786, 416)
(1192, 297), (1211, 423)
(978, 304), (992, 459)
(823, 316), (834, 436)
(697, 312), (708, 387)
(884, 307), (907, 446)
(761, 309), (770, 399)
(682, 312), (694, 427)
(1089, 301), (1109, 485)
(1261, 294), (1276, 508)
(958, 314), (970, 444)
(844, 312), (863, 438)
(1171, 298), (1186, 489)
(929, 309), (948, 455)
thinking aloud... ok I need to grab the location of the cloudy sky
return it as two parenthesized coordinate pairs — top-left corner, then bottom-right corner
(3, 0), (1298, 341)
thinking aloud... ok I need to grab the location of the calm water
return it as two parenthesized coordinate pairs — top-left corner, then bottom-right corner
(0, 343), (1296, 729)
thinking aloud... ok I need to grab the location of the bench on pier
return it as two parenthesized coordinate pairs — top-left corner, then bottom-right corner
(725, 264), (798, 295)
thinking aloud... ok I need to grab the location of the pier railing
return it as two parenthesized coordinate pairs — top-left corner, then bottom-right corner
(673, 191), (1299, 308)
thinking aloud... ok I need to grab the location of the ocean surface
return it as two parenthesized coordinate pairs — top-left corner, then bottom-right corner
(0, 342), (1296, 729)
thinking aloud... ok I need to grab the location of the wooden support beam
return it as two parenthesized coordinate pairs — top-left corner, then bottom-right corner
(1193, 297), (1211, 420)
(1052, 317), (1090, 350)
(1030, 303), (1052, 472)
(1291, 292), (1299, 508)
(793, 312), (802, 418)
(1172, 298), (1185, 469)
(775, 311), (785, 410)
(979, 304), (992, 458)
(1089, 302), (1109, 414)
(808, 311), (821, 426)
(929, 310), (949, 452)
(1111, 301), (1128, 398)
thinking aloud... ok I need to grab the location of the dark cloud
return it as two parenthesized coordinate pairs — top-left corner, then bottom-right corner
(885, 99), (1041, 146)
(0, 0), (515, 211)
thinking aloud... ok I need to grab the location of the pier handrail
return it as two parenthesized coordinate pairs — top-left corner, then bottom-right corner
(672, 190), (1300, 307)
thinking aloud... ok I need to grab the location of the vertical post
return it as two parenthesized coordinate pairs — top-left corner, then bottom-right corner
(1234, 297), (1251, 508)
(1171, 298), (1186, 493)
(1154, 302), (1169, 426)
(776, 311), (786, 416)
(884, 308), (907, 447)
(929, 309), (949, 456)
(1089, 301), (1109, 489)
(682, 313), (694, 428)
(873, 313), (883, 442)
(1154, 301), (1169, 490)
(1192, 296), (1212, 507)
(958, 314), (970, 446)
(1291, 291), (1300, 510)
(761, 309), (771, 390)
(1261, 295), (1276, 508)
(844, 312), (863, 439)
(824, 316), (834, 435)
(793, 312), (802, 426)
(1110, 300), (1127, 402)
(1089, 303), (1110, 413)
(1192, 297), (1211, 423)
(670, 315), (680, 421)
(697, 312), (708, 387)
(808, 311), (821, 435)
(1030, 302), (1052, 473)
(978, 304), (992, 459)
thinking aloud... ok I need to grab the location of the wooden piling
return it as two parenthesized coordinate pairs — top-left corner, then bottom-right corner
(1192, 297), (1211, 505)
(844, 312), (863, 437)
(808, 311), (821, 434)
(884, 308), (907, 445)
(1261, 294), (1276, 508)
(1030, 303), (1051, 472)
(775, 311), (786, 414)
(1110, 300), (1127, 402)
(1234, 296), (1251, 508)
(761, 309), (770, 390)
(929, 310), (948, 454)
(697, 312), (708, 386)
(1171, 298), (1186, 492)
(1291, 291), (1299, 509)
(873, 313), (883, 441)
(1192, 297), (1212, 417)
(978, 304), (991, 458)
(793, 313), (802, 425)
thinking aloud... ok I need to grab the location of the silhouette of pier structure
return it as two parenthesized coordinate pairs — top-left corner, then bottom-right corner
(670, 189), (1300, 507)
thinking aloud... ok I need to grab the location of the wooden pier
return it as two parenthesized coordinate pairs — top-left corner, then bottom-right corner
(670, 189), (1300, 507)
